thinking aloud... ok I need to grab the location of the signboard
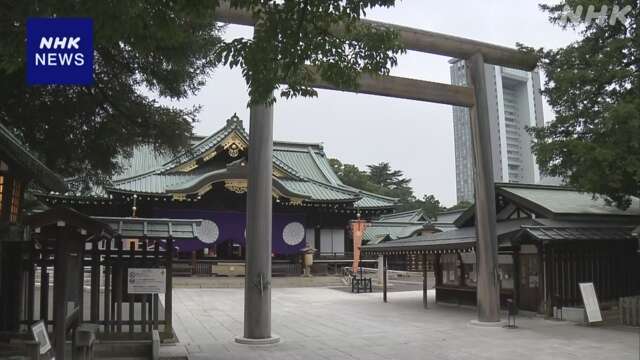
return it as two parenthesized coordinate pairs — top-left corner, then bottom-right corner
(127, 268), (166, 294)
(579, 282), (603, 323)
(31, 320), (51, 355)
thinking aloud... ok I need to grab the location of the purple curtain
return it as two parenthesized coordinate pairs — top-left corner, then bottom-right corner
(153, 208), (306, 254)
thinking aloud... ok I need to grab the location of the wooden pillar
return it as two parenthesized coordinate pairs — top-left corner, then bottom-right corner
(383, 255), (388, 303)
(90, 237), (100, 322)
(53, 225), (68, 360)
(240, 100), (276, 343)
(40, 268), (49, 323)
(115, 237), (123, 333)
(103, 237), (112, 334)
(467, 53), (501, 323)
(128, 242), (135, 334)
(537, 244), (545, 314)
(165, 237), (173, 337)
(191, 250), (197, 276)
(512, 247), (521, 308)
(422, 253), (428, 309)
(141, 239), (148, 332)
(27, 240), (35, 324)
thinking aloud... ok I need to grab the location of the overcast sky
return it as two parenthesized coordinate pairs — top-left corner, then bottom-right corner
(160, 0), (581, 207)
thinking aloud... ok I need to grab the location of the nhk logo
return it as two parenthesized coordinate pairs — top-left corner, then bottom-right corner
(27, 18), (93, 85)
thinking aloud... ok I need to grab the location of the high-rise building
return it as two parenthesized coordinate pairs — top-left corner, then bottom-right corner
(450, 59), (545, 204)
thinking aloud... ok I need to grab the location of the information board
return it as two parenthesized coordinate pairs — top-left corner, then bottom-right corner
(127, 268), (166, 294)
(579, 282), (603, 323)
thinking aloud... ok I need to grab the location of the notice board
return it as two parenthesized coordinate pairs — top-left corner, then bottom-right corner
(127, 268), (166, 294)
(579, 282), (603, 323)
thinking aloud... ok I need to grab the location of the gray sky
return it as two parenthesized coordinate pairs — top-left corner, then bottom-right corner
(161, 0), (580, 206)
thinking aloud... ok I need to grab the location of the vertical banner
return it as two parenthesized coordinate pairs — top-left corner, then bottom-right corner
(351, 219), (368, 273)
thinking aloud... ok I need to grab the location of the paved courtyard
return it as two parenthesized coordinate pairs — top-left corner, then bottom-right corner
(166, 287), (639, 360)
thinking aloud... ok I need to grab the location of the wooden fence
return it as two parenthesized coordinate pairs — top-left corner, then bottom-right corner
(619, 296), (640, 326)
(23, 234), (174, 341)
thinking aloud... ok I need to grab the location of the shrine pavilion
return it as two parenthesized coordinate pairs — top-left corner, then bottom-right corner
(37, 114), (396, 262)
(363, 183), (640, 314)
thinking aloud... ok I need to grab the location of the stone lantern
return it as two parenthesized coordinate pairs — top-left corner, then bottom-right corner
(301, 246), (316, 277)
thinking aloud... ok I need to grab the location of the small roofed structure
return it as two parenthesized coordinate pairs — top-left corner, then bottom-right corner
(6, 206), (219, 359)
(0, 122), (66, 336)
(24, 207), (113, 360)
(363, 183), (640, 315)
(362, 208), (465, 271)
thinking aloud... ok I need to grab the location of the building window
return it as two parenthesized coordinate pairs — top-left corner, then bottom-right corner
(9, 180), (21, 223)
(440, 254), (460, 286)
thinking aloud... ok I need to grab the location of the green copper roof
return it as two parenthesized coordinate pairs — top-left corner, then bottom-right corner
(499, 183), (640, 217)
(0, 122), (65, 192)
(62, 114), (396, 209)
(377, 209), (426, 223)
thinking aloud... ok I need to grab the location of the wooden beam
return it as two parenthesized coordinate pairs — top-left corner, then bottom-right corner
(383, 256), (388, 303)
(422, 253), (428, 309)
(307, 70), (475, 107)
(214, 2), (538, 71)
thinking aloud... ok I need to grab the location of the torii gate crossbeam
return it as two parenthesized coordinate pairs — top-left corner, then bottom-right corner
(213, 2), (538, 343)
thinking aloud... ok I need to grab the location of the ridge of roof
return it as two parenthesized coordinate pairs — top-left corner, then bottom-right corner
(306, 146), (334, 184)
(0, 122), (66, 192)
(495, 182), (574, 191)
(274, 140), (324, 150)
(160, 114), (247, 171)
(341, 185), (399, 203)
(379, 208), (423, 218)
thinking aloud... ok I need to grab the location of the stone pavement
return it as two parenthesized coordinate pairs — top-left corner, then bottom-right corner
(167, 287), (639, 360)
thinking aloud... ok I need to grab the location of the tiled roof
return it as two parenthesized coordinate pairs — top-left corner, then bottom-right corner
(62, 114), (395, 209)
(498, 183), (640, 217)
(363, 219), (537, 254)
(363, 222), (425, 244)
(455, 183), (640, 226)
(110, 173), (200, 194)
(523, 225), (635, 241)
(0, 122), (65, 192)
(377, 209), (426, 223)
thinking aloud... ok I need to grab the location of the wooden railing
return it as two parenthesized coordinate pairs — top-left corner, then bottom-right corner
(172, 259), (302, 277)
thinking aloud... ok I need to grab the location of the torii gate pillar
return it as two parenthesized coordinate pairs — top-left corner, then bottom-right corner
(235, 101), (280, 344)
(467, 53), (501, 323)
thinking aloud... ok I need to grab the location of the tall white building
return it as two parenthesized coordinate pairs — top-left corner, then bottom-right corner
(450, 59), (545, 204)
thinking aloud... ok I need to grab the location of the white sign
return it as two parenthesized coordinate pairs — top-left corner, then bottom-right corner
(128, 268), (166, 294)
(31, 320), (51, 355)
(579, 282), (602, 323)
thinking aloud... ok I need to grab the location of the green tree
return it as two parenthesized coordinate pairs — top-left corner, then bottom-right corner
(1, 1), (222, 189)
(420, 194), (445, 220)
(330, 158), (419, 210)
(447, 201), (472, 211)
(367, 162), (411, 189)
(213, 0), (404, 105)
(531, 1), (639, 208)
(329, 158), (372, 191)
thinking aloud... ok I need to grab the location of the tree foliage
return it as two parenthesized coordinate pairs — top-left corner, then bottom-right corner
(531, 0), (639, 208)
(213, 0), (405, 105)
(330, 158), (449, 215)
(447, 200), (472, 211)
(0, 1), (222, 188)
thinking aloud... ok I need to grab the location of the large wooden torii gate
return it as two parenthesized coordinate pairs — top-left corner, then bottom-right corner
(214, 2), (538, 344)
